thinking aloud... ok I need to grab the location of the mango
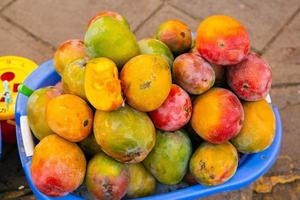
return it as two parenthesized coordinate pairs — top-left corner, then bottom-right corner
(87, 11), (129, 29)
(84, 16), (140, 68)
(27, 87), (62, 140)
(54, 39), (86, 74)
(79, 133), (102, 157)
(84, 57), (123, 111)
(86, 152), (129, 200)
(231, 100), (276, 153)
(173, 53), (215, 94)
(31, 135), (86, 197)
(191, 88), (244, 144)
(156, 19), (192, 55)
(94, 105), (155, 163)
(227, 53), (272, 101)
(189, 141), (238, 186)
(138, 38), (174, 67)
(62, 59), (86, 99)
(143, 130), (192, 185)
(121, 54), (172, 112)
(46, 94), (93, 142)
(196, 15), (250, 65)
(127, 163), (156, 198)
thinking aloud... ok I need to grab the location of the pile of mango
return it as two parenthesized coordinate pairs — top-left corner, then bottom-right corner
(27, 11), (275, 199)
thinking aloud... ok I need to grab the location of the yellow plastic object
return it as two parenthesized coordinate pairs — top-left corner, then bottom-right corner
(0, 56), (37, 120)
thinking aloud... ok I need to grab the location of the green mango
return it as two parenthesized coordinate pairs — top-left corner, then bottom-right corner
(78, 133), (102, 157)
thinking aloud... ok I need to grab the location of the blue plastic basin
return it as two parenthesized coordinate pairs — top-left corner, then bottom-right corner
(15, 60), (282, 200)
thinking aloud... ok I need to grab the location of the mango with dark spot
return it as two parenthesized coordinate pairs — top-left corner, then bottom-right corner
(87, 11), (130, 29)
(46, 94), (93, 142)
(121, 54), (172, 112)
(173, 53), (215, 95)
(156, 19), (192, 55)
(94, 104), (155, 163)
(31, 135), (86, 197)
(86, 152), (129, 200)
(27, 87), (62, 140)
(143, 130), (192, 185)
(138, 38), (174, 67)
(79, 133), (102, 157)
(127, 163), (156, 198)
(231, 100), (275, 153)
(189, 141), (238, 186)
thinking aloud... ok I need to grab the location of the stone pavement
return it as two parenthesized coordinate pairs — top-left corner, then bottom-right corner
(0, 0), (299, 199)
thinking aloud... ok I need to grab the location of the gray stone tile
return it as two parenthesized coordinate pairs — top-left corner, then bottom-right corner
(0, 0), (13, 10)
(270, 85), (300, 109)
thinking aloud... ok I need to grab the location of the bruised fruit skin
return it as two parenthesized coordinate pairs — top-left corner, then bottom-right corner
(87, 11), (130, 29)
(86, 153), (129, 200)
(127, 163), (156, 198)
(79, 133), (102, 157)
(138, 38), (174, 67)
(173, 53), (215, 95)
(27, 87), (62, 140)
(149, 84), (192, 131)
(189, 142), (238, 186)
(54, 39), (86, 74)
(46, 94), (93, 142)
(191, 88), (244, 144)
(156, 19), (192, 55)
(196, 15), (250, 65)
(85, 57), (123, 111)
(94, 105), (155, 163)
(227, 53), (272, 101)
(231, 100), (275, 153)
(62, 59), (86, 99)
(84, 16), (140, 68)
(31, 135), (86, 197)
(121, 54), (172, 112)
(143, 130), (192, 185)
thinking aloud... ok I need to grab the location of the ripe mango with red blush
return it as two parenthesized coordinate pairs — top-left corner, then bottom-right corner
(87, 11), (129, 29)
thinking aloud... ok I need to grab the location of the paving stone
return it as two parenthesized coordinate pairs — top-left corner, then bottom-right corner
(202, 185), (253, 200)
(0, 0), (13, 10)
(2, 0), (163, 47)
(263, 13), (300, 85)
(0, 17), (54, 64)
(270, 85), (300, 109)
(135, 4), (199, 40)
(168, 0), (300, 51)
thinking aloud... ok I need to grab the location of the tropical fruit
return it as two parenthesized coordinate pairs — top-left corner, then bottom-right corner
(94, 105), (155, 163)
(196, 15), (250, 65)
(79, 134), (102, 157)
(143, 130), (192, 185)
(84, 16), (140, 68)
(86, 152), (129, 200)
(27, 87), (62, 140)
(121, 54), (172, 112)
(191, 88), (244, 144)
(87, 11), (129, 29)
(189, 141), (238, 186)
(231, 100), (276, 153)
(84, 57), (123, 111)
(46, 94), (93, 142)
(31, 135), (86, 197)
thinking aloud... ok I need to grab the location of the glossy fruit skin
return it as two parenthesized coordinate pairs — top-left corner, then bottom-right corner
(27, 87), (62, 140)
(54, 39), (86, 74)
(127, 163), (156, 198)
(156, 19), (192, 55)
(227, 53), (272, 101)
(173, 53), (215, 94)
(79, 133), (102, 157)
(231, 100), (275, 153)
(121, 54), (172, 112)
(94, 105), (156, 163)
(87, 11), (130, 29)
(62, 59), (86, 99)
(196, 15), (250, 65)
(31, 135), (86, 197)
(191, 88), (244, 144)
(46, 94), (93, 142)
(149, 84), (192, 131)
(190, 141), (238, 186)
(84, 57), (123, 111)
(143, 130), (192, 185)
(138, 38), (174, 67)
(84, 16), (140, 68)
(86, 152), (129, 200)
